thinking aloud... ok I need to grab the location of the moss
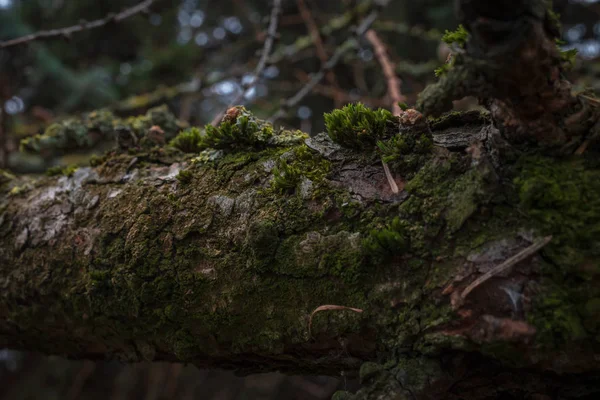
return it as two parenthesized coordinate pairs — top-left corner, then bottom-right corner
(0, 169), (16, 188)
(363, 217), (409, 263)
(271, 159), (301, 193)
(200, 108), (274, 150)
(21, 105), (184, 156)
(514, 155), (600, 347)
(176, 169), (194, 184)
(359, 362), (384, 384)
(268, 145), (331, 196)
(376, 131), (433, 174)
(170, 127), (203, 153)
(514, 156), (600, 273)
(434, 63), (452, 77)
(441, 24), (469, 47)
(324, 103), (395, 149)
(45, 164), (78, 177)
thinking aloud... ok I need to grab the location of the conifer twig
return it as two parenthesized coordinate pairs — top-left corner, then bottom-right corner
(0, 0), (156, 48)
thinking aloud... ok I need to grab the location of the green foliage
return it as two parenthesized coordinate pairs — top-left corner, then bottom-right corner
(176, 169), (194, 184)
(269, 145), (331, 195)
(324, 103), (394, 149)
(557, 39), (578, 68)
(45, 164), (78, 177)
(514, 156), (600, 272)
(376, 132), (433, 173)
(441, 24), (469, 47)
(272, 159), (301, 193)
(179, 107), (306, 161)
(434, 63), (451, 77)
(200, 115), (273, 150)
(170, 127), (203, 153)
(21, 105), (183, 155)
(363, 217), (408, 262)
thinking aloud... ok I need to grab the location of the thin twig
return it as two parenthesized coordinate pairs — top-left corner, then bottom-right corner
(365, 29), (405, 115)
(210, 0), (282, 126)
(460, 236), (553, 302)
(296, 0), (342, 106)
(365, 29), (405, 193)
(308, 304), (363, 338)
(0, 0), (156, 48)
(269, 7), (383, 123)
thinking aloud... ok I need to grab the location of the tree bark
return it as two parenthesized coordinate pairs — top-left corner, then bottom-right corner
(1, 1), (599, 399)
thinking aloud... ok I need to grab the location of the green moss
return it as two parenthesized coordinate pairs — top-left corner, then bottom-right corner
(0, 169), (16, 188)
(45, 164), (78, 177)
(514, 156), (600, 273)
(176, 169), (194, 184)
(170, 127), (202, 153)
(200, 108), (274, 150)
(514, 155), (600, 347)
(363, 217), (409, 263)
(441, 24), (469, 47)
(271, 159), (301, 193)
(21, 105), (184, 155)
(359, 362), (384, 384)
(268, 145), (331, 196)
(434, 63), (451, 77)
(376, 132), (433, 174)
(324, 103), (395, 149)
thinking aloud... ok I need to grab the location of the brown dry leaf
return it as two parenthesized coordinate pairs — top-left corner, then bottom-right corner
(308, 305), (363, 338)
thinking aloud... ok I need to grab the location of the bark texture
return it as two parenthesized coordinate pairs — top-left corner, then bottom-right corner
(1, 0), (599, 399)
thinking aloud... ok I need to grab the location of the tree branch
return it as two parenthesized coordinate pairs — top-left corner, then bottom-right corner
(269, 5), (384, 123)
(0, 0), (156, 48)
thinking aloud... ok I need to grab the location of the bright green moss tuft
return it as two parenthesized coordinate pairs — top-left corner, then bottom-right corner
(272, 159), (301, 193)
(441, 24), (469, 48)
(170, 127), (203, 153)
(324, 103), (394, 149)
(363, 217), (409, 262)
(199, 111), (274, 150)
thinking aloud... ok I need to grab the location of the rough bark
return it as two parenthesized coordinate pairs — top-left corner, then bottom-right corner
(1, 0), (599, 399)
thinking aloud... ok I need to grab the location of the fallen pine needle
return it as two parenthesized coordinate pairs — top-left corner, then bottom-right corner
(460, 236), (553, 302)
(382, 160), (399, 193)
(308, 305), (364, 338)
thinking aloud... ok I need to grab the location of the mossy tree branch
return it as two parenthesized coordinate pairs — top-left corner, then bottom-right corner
(1, 103), (599, 398)
(417, 0), (597, 149)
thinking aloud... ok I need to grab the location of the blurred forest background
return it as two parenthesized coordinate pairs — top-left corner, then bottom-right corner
(0, 0), (599, 398)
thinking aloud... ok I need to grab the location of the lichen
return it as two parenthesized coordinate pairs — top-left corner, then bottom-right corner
(20, 105), (184, 155)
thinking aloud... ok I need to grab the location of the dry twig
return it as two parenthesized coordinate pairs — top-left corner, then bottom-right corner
(365, 29), (406, 193)
(269, 6), (384, 123)
(296, 0), (343, 106)
(460, 236), (553, 303)
(210, 0), (283, 126)
(365, 29), (405, 115)
(0, 0), (156, 48)
(308, 305), (363, 338)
